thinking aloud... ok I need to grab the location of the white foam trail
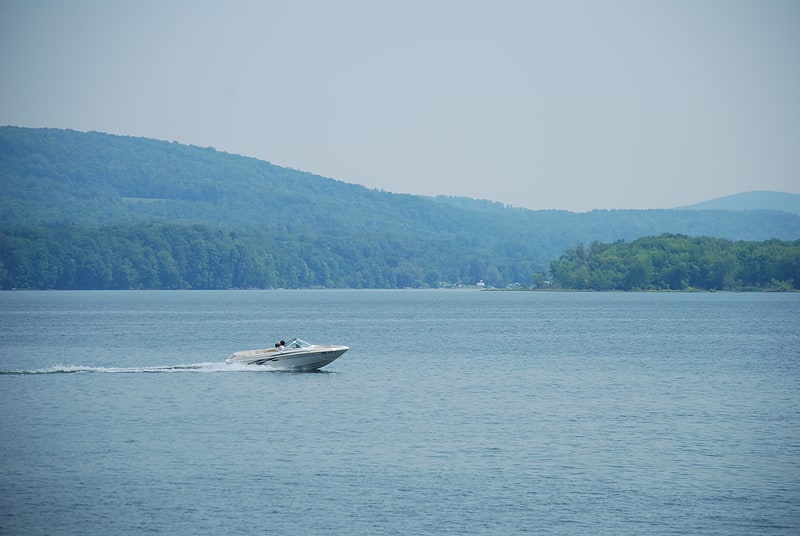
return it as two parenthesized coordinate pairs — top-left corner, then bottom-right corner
(0, 362), (277, 375)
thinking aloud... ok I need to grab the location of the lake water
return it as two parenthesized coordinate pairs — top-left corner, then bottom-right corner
(1, 290), (798, 535)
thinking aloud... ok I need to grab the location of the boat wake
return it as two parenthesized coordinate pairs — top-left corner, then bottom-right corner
(0, 362), (277, 375)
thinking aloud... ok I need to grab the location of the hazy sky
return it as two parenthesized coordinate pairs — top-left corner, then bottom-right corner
(1, 0), (798, 211)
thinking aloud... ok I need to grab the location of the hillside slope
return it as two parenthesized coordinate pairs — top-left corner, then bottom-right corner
(679, 191), (800, 214)
(2, 126), (799, 288)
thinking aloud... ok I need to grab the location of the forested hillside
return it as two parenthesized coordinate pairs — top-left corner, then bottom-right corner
(2, 126), (799, 289)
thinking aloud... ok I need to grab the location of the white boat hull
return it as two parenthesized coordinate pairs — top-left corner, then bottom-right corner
(226, 342), (348, 371)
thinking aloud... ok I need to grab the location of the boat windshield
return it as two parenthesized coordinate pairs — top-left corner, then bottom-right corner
(288, 338), (311, 348)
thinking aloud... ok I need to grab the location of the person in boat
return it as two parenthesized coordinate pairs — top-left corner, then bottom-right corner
(275, 341), (285, 352)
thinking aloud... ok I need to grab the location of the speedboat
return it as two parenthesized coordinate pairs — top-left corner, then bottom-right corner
(226, 338), (349, 371)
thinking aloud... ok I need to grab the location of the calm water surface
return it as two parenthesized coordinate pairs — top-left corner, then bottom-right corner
(1, 290), (798, 535)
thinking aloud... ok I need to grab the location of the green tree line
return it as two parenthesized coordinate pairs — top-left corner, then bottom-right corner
(0, 224), (538, 290)
(549, 234), (800, 291)
(3, 227), (798, 291)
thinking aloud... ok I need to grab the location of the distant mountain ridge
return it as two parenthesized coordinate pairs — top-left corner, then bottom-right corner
(679, 191), (800, 214)
(1, 126), (799, 289)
